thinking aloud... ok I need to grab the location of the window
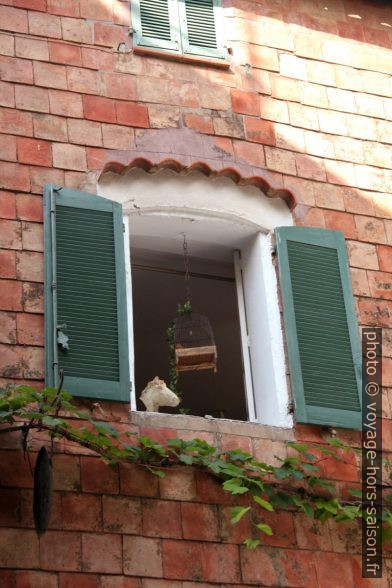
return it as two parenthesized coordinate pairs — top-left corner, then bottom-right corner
(131, 0), (227, 60)
(44, 179), (362, 430)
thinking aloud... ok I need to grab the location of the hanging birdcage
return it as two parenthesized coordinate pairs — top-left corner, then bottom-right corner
(174, 311), (217, 372)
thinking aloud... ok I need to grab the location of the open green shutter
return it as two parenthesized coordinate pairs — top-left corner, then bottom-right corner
(44, 185), (130, 402)
(178, 0), (226, 59)
(132, 0), (181, 52)
(276, 227), (362, 429)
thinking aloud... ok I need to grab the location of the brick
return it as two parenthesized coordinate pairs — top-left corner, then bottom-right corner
(240, 546), (279, 586)
(0, 250), (16, 279)
(358, 298), (392, 328)
(34, 61), (67, 90)
(181, 502), (218, 542)
(103, 72), (137, 100)
(17, 39), (49, 66)
(0, 219), (21, 250)
(245, 118), (275, 145)
(233, 139), (265, 167)
(280, 53), (307, 80)
(346, 114), (377, 141)
(0, 191), (16, 221)
(355, 93), (385, 118)
(16, 251), (43, 282)
(265, 146), (296, 175)
(15, 571), (58, 588)
(183, 113), (213, 135)
(283, 176), (315, 207)
(351, 267), (370, 296)
(101, 124), (133, 149)
(318, 109), (348, 135)
(67, 119), (102, 147)
(294, 34), (323, 60)
(231, 89), (259, 116)
(253, 439), (287, 467)
(0, 55), (33, 84)
(53, 454), (80, 491)
(159, 468), (196, 501)
(162, 539), (202, 581)
(15, 85), (49, 114)
(199, 84), (230, 111)
(327, 87), (356, 114)
(296, 153), (326, 182)
(80, 457), (118, 493)
(294, 513), (332, 551)
(86, 147), (109, 170)
(313, 552), (357, 587)
(279, 549), (318, 588)
(17, 138), (52, 167)
(334, 136), (364, 164)
(83, 95), (116, 123)
(356, 215), (387, 244)
(269, 74), (299, 101)
(83, 47), (116, 71)
(0, 6), (28, 33)
(49, 89), (83, 118)
(347, 241), (379, 270)
(202, 544), (241, 583)
(242, 68), (271, 95)
(275, 122), (305, 152)
(0, 162), (30, 192)
(149, 105), (180, 129)
(33, 113), (68, 142)
(62, 494), (102, 532)
(324, 160), (356, 187)
(14, 0), (46, 9)
(344, 188), (374, 216)
(307, 61), (336, 86)
(368, 271), (392, 301)
(22, 345), (44, 379)
(378, 245), (392, 273)
(0, 81), (15, 108)
(0, 33), (14, 57)
(28, 11), (62, 39)
(113, 1), (131, 27)
(324, 210), (357, 239)
(377, 120), (392, 145)
(100, 577), (140, 588)
(305, 130), (334, 159)
(49, 41), (82, 66)
(62, 17), (92, 44)
(289, 102), (319, 130)
(16, 312), (43, 345)
(0, 107), (33, 137)
(94, 22), (126, 47)
(103, 495), (142, 534)
(41, 531), (82, 571)
(298, 81), (328, 108)
(116, 101), (149, 127)
(80, 0), (113, 20)
(0, 529), (38, 568)
(52, 143), (87, 171)
(48, 0), (80, 17)
(30, 166), (65, 195)
(195, 471), (232, 505)
(124, 536), (162, 578)
(142, 499), (181, 539)
(59, 573), (100, 588)
(22, 282), (44, 313)
(247, 45), (279, 71)
(259, 96), (289, 123)
(0, 311), (16, 344)
(0, 133), (16, 162)
(120, 463), (159, 497)
(67, 66), (100, 94)
(220, 504), (252, 544)
(363, 143), (390, 168)
(213, 115), (244, 139)
(0, 447), (36, 486)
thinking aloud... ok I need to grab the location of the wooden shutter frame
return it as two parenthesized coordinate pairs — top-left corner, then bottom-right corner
(276, 226), (362, 430)
(178, 0), (227, 59)
(131, 0), (182, 53)
(44, 185), (130, 402)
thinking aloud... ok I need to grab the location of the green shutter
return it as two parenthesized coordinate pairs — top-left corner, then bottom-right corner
(276, 227), (362, 430)
(132, 0), (181, 52)
(178, 0), (226, 59)
(44, 185), (130, 402)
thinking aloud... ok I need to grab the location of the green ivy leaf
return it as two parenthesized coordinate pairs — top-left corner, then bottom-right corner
(42, 415), (65, 427)
(243, 538), (260, 549)
(347, 488), (362, 498)
(253, 495), (274, 511)
(223, 478), (249, 495)
(230, 506), (251, 524)
(256, 523), (273, 536)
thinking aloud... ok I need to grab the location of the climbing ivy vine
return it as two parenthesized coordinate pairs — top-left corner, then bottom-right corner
(0, 384), (391, 547)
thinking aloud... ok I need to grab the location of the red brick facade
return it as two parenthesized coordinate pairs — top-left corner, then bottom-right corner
(0, 0), (391, 585)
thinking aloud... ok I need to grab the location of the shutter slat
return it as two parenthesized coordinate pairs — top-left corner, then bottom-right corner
(276, 227), (362, 429)
(184, 0), (217, 48)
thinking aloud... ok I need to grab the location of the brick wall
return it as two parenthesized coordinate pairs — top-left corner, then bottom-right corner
(0, 0), (391, 585)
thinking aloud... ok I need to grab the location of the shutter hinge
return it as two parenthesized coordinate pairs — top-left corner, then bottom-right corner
(123, 223), (126, 233)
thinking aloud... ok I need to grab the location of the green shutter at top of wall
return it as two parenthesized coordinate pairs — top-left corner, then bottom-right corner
(44, 185), (130, 402)
(276, 227), (362, 430)
(132, 0), (181, 52)
(178, 0), (226, 59)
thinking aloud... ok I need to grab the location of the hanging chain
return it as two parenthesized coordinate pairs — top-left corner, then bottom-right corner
(182, 233), (191, 302)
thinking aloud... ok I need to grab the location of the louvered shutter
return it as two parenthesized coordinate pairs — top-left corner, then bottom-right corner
(276, 227), (362, 429)
(132, 0), (181, 52)
(44, 185), (130, 402)
(178, 0), (226, 59)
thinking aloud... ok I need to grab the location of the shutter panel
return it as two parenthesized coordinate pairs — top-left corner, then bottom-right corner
(178, 0), (226, 59)
(132, 0), (181, 52)
(44, 185), (130, 402)
(276, 227), (362, 429)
